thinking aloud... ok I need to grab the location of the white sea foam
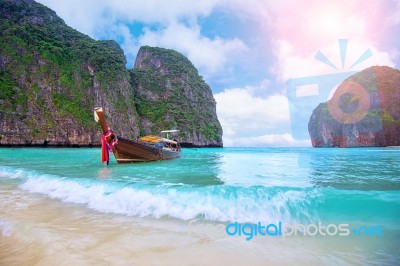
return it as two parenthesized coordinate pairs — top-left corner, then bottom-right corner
(0, 166), (55, 182)
(19, 176), (320, 223)
(0, 166), (27, 179)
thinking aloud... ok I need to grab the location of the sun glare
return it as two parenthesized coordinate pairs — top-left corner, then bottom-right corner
(316, 12), (348, 40)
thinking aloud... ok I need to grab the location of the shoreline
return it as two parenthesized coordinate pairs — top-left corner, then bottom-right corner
(1, 184), (397, 266)
(1, 147), (399, 265)
(0, 143), (223, 148)
(1, 145), (399, 148)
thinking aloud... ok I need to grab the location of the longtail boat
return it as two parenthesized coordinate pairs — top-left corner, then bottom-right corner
(94, 107), (181, 163)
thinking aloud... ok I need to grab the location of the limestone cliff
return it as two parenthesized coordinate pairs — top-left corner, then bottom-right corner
(131, 46), (223, 147)
(0, 0), (140, 146)
(0, 0), (223, 147)
(308, 66), (400, 147)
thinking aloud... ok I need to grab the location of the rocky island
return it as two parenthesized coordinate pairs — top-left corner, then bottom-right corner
(308, 66), (400, 147)
(0, 0), (223, 147)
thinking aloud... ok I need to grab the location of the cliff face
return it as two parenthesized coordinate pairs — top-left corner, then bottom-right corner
(0, 0), (222, 147)
(0, 0), (140, 146)
(130, 46), (223, 147)
(308, 66), (400, 147)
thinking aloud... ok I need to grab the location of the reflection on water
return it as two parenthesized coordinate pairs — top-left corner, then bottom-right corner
(2, 147), (398, 190)
(97, 167), (113, 180)
(298, 148), (400, 190)
(217, 148), (312, 187)
(112, 149), (225, 186)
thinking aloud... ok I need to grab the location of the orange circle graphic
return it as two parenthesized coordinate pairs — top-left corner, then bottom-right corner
(327, 81), (370, 124)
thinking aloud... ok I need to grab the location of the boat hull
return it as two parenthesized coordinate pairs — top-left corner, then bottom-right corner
(113, 137), (181, 163)
(94, 107), (181, 164)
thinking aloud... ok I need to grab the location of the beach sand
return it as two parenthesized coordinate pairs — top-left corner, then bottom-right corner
(1, 182), (396, 266)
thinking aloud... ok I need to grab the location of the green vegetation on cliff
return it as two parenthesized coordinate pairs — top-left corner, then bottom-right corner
(0, 0), (222, 146)
(0, 0), (140, 145)
(0, 0), (129, 127)
(131, 46), (223, 146)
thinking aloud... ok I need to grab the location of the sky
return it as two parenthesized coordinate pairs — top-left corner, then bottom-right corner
(37, 0), (400, 147)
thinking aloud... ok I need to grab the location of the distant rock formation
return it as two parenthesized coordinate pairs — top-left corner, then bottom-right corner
(308, 66), (400, 147)
(0, 0), (222, 147)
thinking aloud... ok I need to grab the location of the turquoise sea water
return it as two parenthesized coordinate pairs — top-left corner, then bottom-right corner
(1, 147), (400, 264)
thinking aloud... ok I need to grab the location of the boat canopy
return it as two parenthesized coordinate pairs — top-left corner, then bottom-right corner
(139, 136), (162, 143)
(160, 130), (179, 133)
(161, 138), (178, 145)
(139, 135), (178, 145)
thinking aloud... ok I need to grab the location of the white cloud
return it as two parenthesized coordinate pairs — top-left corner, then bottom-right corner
(137, 21), (248, 76)
(214, 86), (309, 146)
(389, 48), (400, 66)
(38, 0), (397, 81)
(38, 0), (248, 77)
(215, 88), (289, 133)
(385, 0), (400, 26)
(272, 39), (396, 83)
(37, 0), (219, 36)
(103, 0), (217, 24)
(38, 0), (107, 36)
(112, 24), (141, 67)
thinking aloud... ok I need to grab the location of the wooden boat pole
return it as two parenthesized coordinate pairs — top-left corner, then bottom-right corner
(94, 107), (108, 133)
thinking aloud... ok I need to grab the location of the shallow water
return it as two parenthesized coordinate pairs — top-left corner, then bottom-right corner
(1, 147), (399, 265)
